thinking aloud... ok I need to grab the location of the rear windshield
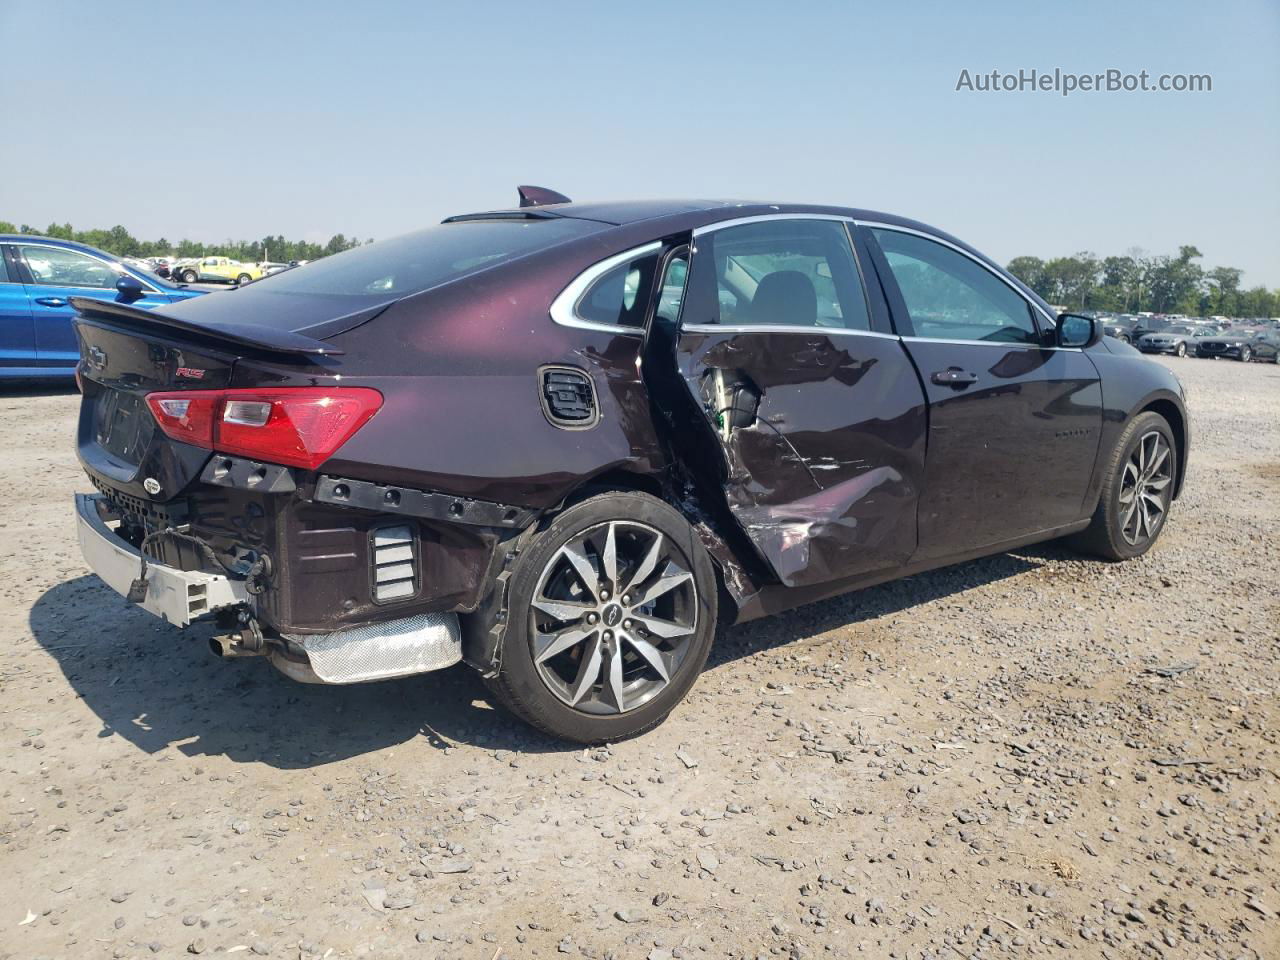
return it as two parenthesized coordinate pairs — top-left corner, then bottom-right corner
(252, 218), (604, 300)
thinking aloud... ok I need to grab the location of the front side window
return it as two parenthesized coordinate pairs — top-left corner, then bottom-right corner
(872, 229), (1037, 343)
(682, 219), (870, 330)
(20, 245), (121, 289)
(576, 251), (659, 328)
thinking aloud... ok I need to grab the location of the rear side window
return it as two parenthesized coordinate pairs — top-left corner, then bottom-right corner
(253, 218), (606, 300)
(576, 251), (660, 328)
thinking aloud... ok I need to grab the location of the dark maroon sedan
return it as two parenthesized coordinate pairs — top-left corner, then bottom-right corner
(71, 189), (1189, 743)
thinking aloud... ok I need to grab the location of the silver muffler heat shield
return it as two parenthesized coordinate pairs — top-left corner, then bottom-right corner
(284, 613), (461, 684)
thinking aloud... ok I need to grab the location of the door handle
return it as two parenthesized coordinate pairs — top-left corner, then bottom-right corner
(34, 297), (69, 307)
(931, 368), (978, 387)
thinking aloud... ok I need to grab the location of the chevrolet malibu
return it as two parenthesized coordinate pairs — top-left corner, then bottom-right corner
(71, 190), (1189, 743)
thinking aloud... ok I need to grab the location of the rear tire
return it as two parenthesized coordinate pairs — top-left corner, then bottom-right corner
(482, 491), (717, 744)
(181, 269), (198, 283)
(1070, 411), (1176, 561)
(236, 273), (252, 285)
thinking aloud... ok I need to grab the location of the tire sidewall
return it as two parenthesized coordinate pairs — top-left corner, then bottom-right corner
(497, 492), (717, 743)
(1104, 412), (1176, 559)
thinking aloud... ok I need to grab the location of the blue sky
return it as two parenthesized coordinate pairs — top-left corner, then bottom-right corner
(2, 0), (1277, 285)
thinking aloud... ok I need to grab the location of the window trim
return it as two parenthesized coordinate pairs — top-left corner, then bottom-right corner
(549, 241), (662, 336)
(14, 241), (160, 293)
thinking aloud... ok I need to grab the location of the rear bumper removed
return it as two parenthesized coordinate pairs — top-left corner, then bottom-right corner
(76, 493), (247, 626)
(74, 492), (462, 683)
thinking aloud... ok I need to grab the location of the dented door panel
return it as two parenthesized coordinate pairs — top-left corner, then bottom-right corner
(674, 328), (927, 587)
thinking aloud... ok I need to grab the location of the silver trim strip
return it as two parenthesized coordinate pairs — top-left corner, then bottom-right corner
(681, 323), (899, 339)
(692, 212), (854, 237)
(852, 219), (1056, 326)
(898, 335), (1081, 352)
(549, 241), (661, 336)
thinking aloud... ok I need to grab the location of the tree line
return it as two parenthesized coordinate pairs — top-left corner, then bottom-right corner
(0, 220), (367, 265)
(1007, 246), (1277, 318)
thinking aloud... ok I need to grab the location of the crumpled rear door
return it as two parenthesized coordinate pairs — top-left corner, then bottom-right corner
(654, 217), (928, 589)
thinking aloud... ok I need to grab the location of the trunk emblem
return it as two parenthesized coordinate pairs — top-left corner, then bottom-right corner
(143, 478), (162, 495)
(88, 346), (107, 369)
(176, 367), (206, 380)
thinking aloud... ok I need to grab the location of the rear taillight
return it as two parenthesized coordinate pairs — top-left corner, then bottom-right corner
(145, 387), (383, 470)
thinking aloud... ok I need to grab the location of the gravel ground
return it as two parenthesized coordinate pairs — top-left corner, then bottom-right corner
(2, 356), (1277, 960)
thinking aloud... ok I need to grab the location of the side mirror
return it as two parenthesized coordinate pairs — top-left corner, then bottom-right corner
(1057, 313), (1099, 348)
(115, 274), (145, 302)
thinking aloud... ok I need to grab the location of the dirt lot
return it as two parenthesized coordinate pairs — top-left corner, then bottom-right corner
(2, 356), (1277, 960)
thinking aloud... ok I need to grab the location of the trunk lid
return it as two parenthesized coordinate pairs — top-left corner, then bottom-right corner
(75, 319), (240, 502)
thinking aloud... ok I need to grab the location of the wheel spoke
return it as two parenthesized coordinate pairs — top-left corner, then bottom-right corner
(531, 597), (594, 621)
(624, 633), (670, 683)
(567, 635), (604, 707)
(601, 522), (619, 592)
(561, 543), (601, 601)
(1147, 442), (1169, 477)
(629, 612), (694, 639)
(633, 563), (693, 607)
(534, 625), (596, 665)
(1145, 476), (1171, 492)
(606, 644), (626, 712)
(624, 532), (664, 596)
(1121, 498), (1140, 540)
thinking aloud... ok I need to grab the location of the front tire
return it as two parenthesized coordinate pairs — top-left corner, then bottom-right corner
(1175, 342), (1186, 357)
(1239, 346), (1252, 362)
(236, 273), (252, 285)
(1071, 411), (1176, 561)
(180, 269), (198, 283)
(483, 491), (717, 743)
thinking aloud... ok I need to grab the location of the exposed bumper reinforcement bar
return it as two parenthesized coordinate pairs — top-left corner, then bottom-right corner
(314, 475), (537, 529)
(75, 493), (248, 626)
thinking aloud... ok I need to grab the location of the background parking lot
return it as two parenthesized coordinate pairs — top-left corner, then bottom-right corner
(2, 356), (1276, 959)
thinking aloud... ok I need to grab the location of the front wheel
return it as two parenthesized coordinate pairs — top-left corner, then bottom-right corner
(1070, 411), (1176, 561)
(1239, 346), (1252, 362)
(180, 269), (198, 283)
(236, 273), (252, 285)
(482, 491), (717, 743)
(1175, 342), (1186, 357)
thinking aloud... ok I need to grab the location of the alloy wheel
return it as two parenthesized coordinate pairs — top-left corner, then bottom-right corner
(1117, 430), (1173, 546)
(1241, 347), (1252, 362)
(1175, 342), (1186, 357)
(529, 520), (698, 716)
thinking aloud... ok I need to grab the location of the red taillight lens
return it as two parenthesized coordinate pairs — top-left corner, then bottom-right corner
(145, 387), (383, 470)
(145, 390), (220, 448)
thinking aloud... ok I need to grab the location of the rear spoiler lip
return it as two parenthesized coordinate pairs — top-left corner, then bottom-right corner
(69, 297), (346, 357)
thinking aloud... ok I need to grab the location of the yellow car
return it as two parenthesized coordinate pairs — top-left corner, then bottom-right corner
(175, 257), (263, 285)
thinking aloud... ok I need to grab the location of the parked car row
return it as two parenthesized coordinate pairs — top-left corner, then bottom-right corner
(1088, 312), (1280, 362)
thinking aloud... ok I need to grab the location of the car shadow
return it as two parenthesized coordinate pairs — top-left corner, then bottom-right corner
(29, 544), (1066, 768)
(707, 543), (1065, 669)
(29, 576), (572, 767)
(0, 380), (78, 397)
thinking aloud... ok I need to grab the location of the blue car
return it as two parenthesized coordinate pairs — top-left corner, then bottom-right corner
(0, 236), (209, 379)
